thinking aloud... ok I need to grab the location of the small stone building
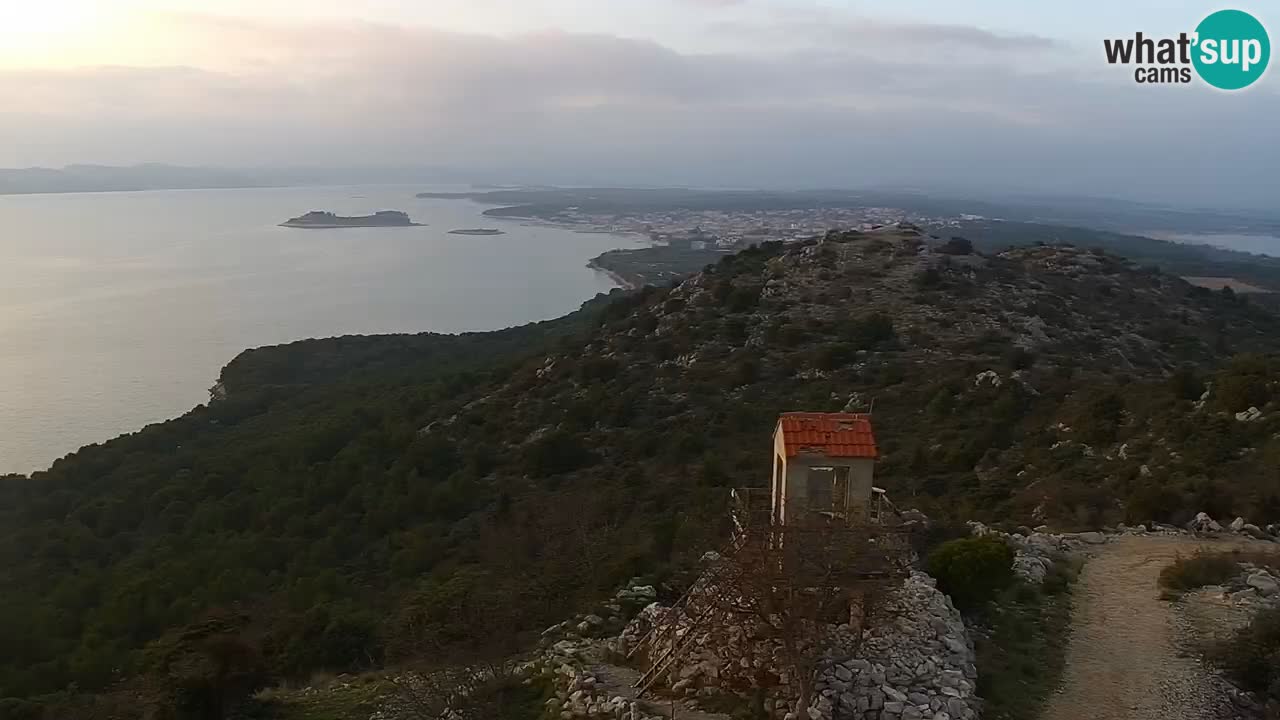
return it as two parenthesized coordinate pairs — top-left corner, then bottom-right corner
(770, 412), (881, 526)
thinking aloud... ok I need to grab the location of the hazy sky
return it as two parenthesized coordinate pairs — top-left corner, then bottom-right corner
(3, 1), (1277, 206)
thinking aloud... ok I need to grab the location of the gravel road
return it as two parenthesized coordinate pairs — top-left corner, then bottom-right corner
(1040, 534), (1257, 720)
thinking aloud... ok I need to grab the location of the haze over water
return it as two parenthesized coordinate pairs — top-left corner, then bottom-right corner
(0, 185), (635, 474)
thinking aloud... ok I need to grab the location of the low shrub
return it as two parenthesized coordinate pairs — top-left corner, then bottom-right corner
(926, 535), (1015, 611)
(1157, 551), (1239, 592)
(938, 237), (974, 255)
(0, 698), (42, 720)
(973, 577), (1074, 720)
(1209, 605), (1280, 705)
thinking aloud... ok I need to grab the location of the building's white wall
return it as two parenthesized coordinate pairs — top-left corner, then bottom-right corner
(846, 458), (876, 518)
(783, 456), (808, 524)
(781, 453), (876, 524)
(771, 427), (789, 524)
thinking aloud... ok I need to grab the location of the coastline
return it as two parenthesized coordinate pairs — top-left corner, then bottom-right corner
(587, 259), (642, 291)
(4, 187), (645, 474)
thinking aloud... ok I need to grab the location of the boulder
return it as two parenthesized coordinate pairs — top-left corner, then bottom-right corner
(1242, 524), (1271, 541)
(899, 509), (931, 528)
(1246, 572), (1279, 596)
(882, 686), (908, 703)
(1187, 512), (1223, 533)
(1230, 588), (1260, 604)
(974, 370), (1001, 388)
(1230, 517), (1247, 533)
(1235, 406), (1263, 422)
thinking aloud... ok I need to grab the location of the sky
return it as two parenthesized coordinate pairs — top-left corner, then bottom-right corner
(2, 0), (1277, 207)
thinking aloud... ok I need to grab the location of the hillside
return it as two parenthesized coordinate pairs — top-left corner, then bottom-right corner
(3, 228), (1280, 716)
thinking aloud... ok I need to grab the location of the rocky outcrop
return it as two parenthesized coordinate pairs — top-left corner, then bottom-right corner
(613, 567), (978, 720)
(1187, 512), (1225, 533)
(1185, 561), (1280, 611)
(817, 572), (979, 720)
(532, 581), (668, 720)
(967, 522), (1098, 585)
(1185, 512), (1280, 542)
(1234, 406), (1263, 422)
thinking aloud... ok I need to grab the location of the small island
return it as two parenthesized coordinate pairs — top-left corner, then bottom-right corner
(280, 210), (422, 229)
(448, 228), (505, 236)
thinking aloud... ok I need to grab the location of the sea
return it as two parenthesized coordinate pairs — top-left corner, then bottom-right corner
(1150, 232), (1280, 257)
(0, 185), (643, 474)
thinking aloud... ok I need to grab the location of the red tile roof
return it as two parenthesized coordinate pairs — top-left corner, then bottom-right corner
(777, 412), (877, 459)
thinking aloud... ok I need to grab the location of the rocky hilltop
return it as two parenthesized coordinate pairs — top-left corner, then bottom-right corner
(3, 227), (1280, 715)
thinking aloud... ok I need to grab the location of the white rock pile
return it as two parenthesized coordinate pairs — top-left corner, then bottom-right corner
(610, 564), (978, 720)
(816, 572), (979, 720)
(534, 580), (665, 720)
(1204, 563), (1280, 608)
(967, 522), (1101, 585)
(1186, 512), (1280, 542)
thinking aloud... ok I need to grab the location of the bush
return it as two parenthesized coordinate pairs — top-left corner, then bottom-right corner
(842, 312), (896, 348)
(1210, 605), (1280, 702)
(1005, 347), (1035, 371)
(915, 268), (943, 289)
(973, 574), (1075, 720)
(815, 343), (855, 371)
(926, 536), (1015, 611)
(729, 358), (759, 387)
(522, 432), (596, 477)
(726, 286), (762, 313)
(577, 357), (619, 382)
(0, 699), (42, 720)
(1124, 484), (1182, 524)
(1157, 551), (1238, 592)
(1168, 365), (1205, 401)
(938, 237), (974, 255)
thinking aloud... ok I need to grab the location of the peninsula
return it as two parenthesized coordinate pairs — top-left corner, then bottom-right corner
(448, 228), (505, 236)
(280, 210), (421, 228)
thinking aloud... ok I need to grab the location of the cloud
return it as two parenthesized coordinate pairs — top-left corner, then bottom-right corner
(703, 6), (1062, 58)
(680, 0), (747, 6)
(0, 12), (1275, 206)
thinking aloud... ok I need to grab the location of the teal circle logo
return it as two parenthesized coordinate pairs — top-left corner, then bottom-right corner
(1192, 9), (1270, 90)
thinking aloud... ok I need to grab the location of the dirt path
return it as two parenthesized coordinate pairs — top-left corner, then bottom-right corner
(1040, 534), (1253, 720)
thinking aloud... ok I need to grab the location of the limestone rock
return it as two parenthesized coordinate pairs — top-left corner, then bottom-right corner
(1246, 571), (1279, 596)
(1235, 406), (1263, 422)
(1187, 512), (1223, 533)
(1242, 523), (1270, 541)
(1066, 531), (1106, 545)
(974, 370), (1002, 388)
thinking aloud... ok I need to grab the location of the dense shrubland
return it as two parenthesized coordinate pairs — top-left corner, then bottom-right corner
(3, 230), (1280, 717)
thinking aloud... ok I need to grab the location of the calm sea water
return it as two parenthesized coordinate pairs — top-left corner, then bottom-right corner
(0, 185), (641, 474)
(1152, 232), (1280, 257)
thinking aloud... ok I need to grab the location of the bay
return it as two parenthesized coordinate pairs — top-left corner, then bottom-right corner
(0, 184), (640, 473)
